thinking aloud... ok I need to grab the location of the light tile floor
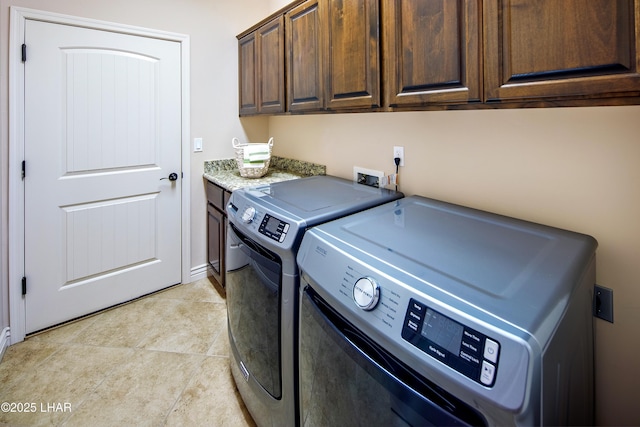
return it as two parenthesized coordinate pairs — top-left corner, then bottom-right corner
(0, 277), (256, 427)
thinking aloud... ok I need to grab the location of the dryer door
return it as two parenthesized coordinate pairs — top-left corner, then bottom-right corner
(299, 286), (487, 427)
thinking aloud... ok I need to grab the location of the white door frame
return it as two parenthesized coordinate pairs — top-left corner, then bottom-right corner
(8, 7), (191, 344)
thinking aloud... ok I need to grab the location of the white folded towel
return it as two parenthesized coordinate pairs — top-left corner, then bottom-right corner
(243, 144), (270, 168)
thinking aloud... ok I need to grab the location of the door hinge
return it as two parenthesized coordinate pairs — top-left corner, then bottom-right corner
(22, 277), (27, 295)
(22, 160), (26, 179)
(21, 44), (26, 62)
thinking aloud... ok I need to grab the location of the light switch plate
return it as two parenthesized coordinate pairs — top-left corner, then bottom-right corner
(194, 137), (203, 152)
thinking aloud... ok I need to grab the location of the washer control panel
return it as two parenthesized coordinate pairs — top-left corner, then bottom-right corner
(258, 213), (290, 243)
(402, 298), (500, 387)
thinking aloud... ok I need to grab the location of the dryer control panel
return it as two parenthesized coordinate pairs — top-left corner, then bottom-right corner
(402, 299), (500, 387)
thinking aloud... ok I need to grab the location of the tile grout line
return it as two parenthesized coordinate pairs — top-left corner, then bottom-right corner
(58, 345), (138, 427)
(160, 353), (209, 426)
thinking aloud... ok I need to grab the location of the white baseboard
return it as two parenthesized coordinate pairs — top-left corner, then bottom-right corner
(190, 264), (209, 282)
(0, 327), (10, 363)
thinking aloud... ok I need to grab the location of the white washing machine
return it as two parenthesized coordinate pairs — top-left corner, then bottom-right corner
(297, 196), (597, 426)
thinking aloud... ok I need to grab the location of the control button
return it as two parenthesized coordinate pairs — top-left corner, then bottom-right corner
(459, 350), (480, 366)
(405, 300), (426, 326)
(406, 320), (419, 332)
(409, 302), (425, 319)
(463, 329), (482, 344)
(408, 310), (422, 322)
(241, 206), (256, 224)
(461, 340), (481, 356)
(411, 300), (425, 312)
(484, 338), (499, 363)
(353, 277), (380, 311)
(480, 361), (496, 386)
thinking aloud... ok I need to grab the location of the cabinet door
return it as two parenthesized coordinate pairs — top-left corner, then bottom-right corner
(207, 203), (225, 285)
(286, 0), (324, 111)
(257, 16), (285, 114)
(383, 0), (482, 107)
(238, 32), (258, 115)
(484, 0), (640, 102)
(323, 0), (381, 109)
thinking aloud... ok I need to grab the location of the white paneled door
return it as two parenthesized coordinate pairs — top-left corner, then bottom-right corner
(23, 19), (182, 333)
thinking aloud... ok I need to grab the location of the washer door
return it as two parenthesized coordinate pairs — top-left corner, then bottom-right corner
(227, 223), (282, 399)
(299, 286), (487, 427)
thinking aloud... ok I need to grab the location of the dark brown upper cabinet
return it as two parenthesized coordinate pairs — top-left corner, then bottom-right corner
(322, 0), (381, 110)
(239, 0), (640, 115)
(238, 16), (285, 115)
(238, 31), (258, 115)
(383, 0), (482, 107)
(286, 0), (324, 112)
(483, 0), (640, 103)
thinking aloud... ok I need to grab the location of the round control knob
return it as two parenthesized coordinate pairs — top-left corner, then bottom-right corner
(241, 206), (256, 224)
(353, 277), (380, 311)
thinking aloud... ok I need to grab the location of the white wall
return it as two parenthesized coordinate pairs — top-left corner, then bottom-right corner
(270, 0), (293, 10)
(268, 106), (640, 426)
(0, 0), (269, 343)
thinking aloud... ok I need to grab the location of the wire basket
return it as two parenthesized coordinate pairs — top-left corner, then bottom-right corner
(232, 137), (274, 178)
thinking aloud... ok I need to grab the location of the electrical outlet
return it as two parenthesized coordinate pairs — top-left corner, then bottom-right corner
(593, 284), (614, 323)
(393, 146), (404, 166)
(354, 167), (384, 188)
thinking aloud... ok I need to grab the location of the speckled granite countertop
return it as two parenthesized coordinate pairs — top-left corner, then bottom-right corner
(203, 156), (326, 192)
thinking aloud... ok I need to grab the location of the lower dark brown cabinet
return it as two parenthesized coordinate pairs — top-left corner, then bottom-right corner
(206, 181), (231, 287)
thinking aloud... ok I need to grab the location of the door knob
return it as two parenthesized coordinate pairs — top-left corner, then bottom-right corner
(160, 173), (178, 181)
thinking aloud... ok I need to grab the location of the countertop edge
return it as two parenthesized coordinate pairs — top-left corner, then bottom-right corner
(203, 157), (326, 192)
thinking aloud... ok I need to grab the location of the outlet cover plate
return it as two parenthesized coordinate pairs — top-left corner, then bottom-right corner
(593, 284), (614, 323)
(393, 146), (405, 166)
